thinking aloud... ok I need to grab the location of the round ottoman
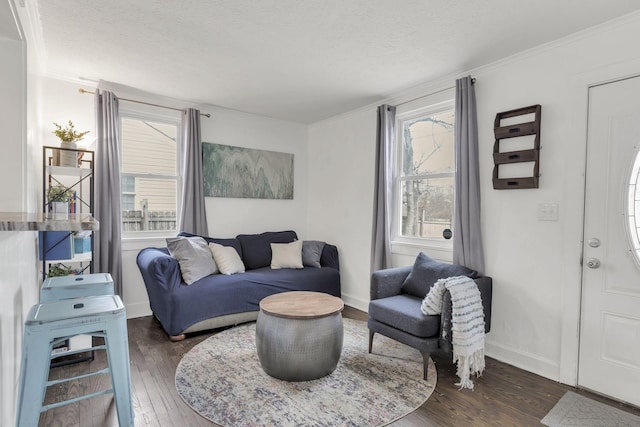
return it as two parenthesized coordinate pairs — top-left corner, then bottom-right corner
(256, 291), (344, 382)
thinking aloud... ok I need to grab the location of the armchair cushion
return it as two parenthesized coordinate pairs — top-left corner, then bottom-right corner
(368, 294), (440, 338)
(401, 252), (477, 298)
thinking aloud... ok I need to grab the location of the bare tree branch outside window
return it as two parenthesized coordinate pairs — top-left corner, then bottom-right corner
(400, 110), (455, 239)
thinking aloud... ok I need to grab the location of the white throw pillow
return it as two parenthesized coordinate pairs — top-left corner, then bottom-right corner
(270, 240), (303, 269)
(166, 236), (218, 285)
(209, 243), (245, 275)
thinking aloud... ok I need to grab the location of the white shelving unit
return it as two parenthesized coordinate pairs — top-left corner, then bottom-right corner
(41, 145), (95, 280)
(43, 251), (93, 265)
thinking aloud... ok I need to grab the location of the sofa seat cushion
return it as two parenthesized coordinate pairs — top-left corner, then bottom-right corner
(368, 294), (440, 338)
(162, 266), (340, 336)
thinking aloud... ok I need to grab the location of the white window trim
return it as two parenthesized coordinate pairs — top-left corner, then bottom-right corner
(391, 92), (455, 253)
(119, 107), (182, 239)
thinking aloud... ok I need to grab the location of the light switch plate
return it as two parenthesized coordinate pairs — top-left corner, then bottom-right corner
(538, 203), (559, 221)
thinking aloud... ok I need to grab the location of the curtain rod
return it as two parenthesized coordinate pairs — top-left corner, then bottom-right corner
(78, 88), (211, 118)
(395, 77), (475, 107)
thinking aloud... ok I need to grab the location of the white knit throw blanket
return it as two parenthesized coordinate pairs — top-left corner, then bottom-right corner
(421, 275), (485, 390)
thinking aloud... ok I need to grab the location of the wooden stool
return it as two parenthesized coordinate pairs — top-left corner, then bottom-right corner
(16, 295), (134, 427)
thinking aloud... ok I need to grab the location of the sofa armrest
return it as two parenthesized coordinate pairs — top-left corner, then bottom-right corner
(439, 276), (493, 352)
(475, 276), (493, 333)
(136, 247), (184, 292)
(370, 266), (412, 300)
(320, 244), (340, 270)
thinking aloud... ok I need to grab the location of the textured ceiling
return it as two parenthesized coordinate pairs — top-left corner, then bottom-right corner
(31, 0), (640, 123)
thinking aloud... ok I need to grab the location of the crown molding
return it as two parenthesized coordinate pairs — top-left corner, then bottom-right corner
(41, 71), (97, 88)
(14, 0), (46, 74)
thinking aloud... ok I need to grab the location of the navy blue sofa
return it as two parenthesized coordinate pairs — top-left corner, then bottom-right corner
(137, 231), (341, 340)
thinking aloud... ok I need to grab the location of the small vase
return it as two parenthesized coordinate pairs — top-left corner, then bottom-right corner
(59, 141), (78, 167)
(51, 201), (69, 220)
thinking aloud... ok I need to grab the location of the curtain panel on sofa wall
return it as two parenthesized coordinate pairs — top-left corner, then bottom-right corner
(179, 108), (209, 236)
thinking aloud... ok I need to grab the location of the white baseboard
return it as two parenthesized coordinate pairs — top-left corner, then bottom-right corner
(485, 339), (560, 382)
(125, 301), (152, 319)
(342, 292), (369, 313)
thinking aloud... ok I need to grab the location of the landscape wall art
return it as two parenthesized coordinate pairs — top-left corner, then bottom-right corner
(203, 142), (294, 199)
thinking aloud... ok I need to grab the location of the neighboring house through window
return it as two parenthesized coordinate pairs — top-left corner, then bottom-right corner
(120, 112), (181, 234)
(121, 176), (135, 211)
(393, 93), (455, 253)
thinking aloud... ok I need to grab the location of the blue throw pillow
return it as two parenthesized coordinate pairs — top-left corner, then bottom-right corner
(236, 230), (298, 270)
(401, 252), (477, 298)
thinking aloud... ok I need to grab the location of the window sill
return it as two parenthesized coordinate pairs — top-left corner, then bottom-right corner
(391, 240), (453, 263)
(121, 234), (173, 251)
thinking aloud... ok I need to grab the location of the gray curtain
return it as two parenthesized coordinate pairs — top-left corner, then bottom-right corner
(371, 104), (396, 272)
(179, 108), (209, 235)
(453, 76), (485, 274)
(95, 89), (123, 295)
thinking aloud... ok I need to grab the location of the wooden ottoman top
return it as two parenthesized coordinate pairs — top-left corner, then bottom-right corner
(259, 291), (344, 320)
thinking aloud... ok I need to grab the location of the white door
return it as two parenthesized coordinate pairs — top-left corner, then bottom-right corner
(579, 75), (640, 406)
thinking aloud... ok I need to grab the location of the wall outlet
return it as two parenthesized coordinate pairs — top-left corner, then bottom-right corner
(538, 203), (559, 221)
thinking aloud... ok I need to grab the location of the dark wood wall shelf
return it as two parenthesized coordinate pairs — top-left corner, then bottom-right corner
(492, 105), (541, 189)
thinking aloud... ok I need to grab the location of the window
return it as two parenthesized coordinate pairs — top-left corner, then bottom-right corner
(627, 149), (640, 266)
(120, 114), (180, 234)
(121, 176), (136, 211)
(394, 102), (455, 244)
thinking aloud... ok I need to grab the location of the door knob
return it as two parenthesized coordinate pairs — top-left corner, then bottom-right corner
(586, 258), (601, 269)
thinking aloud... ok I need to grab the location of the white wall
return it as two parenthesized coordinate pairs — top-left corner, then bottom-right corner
(200, 105), (309, 238)
(307, 13), (640, 384)
(40, 78), (95, 151)
(0, 10), (38, 427)
(307, 108), (377, 310)
(0, 38), (26, 210)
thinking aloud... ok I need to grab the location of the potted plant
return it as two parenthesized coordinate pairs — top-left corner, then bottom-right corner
(53, 121), (90, 167)
(48, 263), (73, 277)
(47, 185), (73, 219)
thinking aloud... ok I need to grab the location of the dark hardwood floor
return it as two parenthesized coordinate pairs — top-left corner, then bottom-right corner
(38, 306), (640, 426)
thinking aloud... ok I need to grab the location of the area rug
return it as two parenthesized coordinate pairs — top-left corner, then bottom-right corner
(541, 391), (640, 427)
(175, 318), (436, 427)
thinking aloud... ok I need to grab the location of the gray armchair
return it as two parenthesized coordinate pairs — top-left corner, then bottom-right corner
(367, 257), (492, 380)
